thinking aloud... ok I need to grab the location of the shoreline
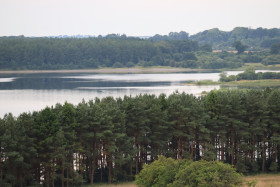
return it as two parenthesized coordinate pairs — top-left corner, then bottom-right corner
(0, 67), (211, 74)
(189, 79), (280, 88)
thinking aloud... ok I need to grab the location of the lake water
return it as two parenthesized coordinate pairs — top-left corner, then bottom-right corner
(0, 70), (279, 117)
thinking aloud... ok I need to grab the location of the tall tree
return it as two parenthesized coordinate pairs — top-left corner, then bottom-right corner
(232, 41), (248, 54)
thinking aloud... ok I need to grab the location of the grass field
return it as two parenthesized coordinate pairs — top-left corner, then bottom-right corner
(83, 182), (136, 187)
(81, 174), (280, 187)
(244, 174), (280, 187)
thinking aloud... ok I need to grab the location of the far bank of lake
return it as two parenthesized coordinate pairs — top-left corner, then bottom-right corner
(0, 67), (211, 74)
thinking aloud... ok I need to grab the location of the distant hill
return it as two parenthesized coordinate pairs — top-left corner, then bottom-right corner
(189, 27), (280, 51)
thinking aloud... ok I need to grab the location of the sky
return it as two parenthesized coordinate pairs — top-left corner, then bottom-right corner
(0, 0), (279, 37)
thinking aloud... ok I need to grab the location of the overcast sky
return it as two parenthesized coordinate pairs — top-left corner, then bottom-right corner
(0, 0), (279, 37)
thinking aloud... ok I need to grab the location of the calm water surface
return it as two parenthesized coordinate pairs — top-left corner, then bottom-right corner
(0, 71), (278, 117)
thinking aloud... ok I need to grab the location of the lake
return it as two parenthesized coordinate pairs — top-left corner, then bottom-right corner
(0, 70), (278, 117)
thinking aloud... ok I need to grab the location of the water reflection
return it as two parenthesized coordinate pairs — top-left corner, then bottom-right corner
(0, 85), (220, 117)
(0, 73), (223, 90)
(0, 71), (278, 117)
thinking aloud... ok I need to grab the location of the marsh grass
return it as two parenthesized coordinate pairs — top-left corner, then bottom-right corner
(223, 79), (280, 88)
(195, 80), (219, 85)
(192, 79), (280, 88)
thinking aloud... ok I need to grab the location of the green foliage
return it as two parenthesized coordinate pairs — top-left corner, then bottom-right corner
(170, 160), (243, 187)
(232, 41), (248, 54)
(219, 72), (233, 82)
(199, 44), (213, 52)
(136, 157), (243, 187)
(190, 27), (280, 51)
(270, 43), (280, 54)
(196, 51), (243, 69)
(0, 36), (199, 70)
(135, 156), (182, 187)
(246, 179), (258, 187)
(262, 54), (280, 65)
(2, 90), (280, 185)
(220, 68), (280, 82)
(269, 162), (278, 172)
(150, 31), (189, 41)
(1, 29), (280, 70)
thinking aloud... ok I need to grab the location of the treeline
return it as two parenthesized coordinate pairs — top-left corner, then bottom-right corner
(1, 33), (280, 70)
(0, 36), (200, 70)
(220, 69), (280, 82)
(1, 89), (280, 186)
(190, 27), (280, 50)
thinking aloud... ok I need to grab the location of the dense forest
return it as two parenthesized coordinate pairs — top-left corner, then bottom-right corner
(1, 27), (280, 70)
(190, 27), (280, 50)
(1, 89), (280, 186)
(0, 36), (200, 70)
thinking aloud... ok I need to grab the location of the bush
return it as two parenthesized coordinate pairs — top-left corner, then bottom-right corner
(113, 62), (123, 68)
(169, 160), (243, 187)
(125, 61), (135, 68)
(135, 157), (243, 187)
(135, 156), (184, 187)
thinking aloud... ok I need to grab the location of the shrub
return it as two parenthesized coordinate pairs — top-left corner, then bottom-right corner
(136, 157), (243, 187)
(168, 160), (243, 187)
(135, 156), (184, 187)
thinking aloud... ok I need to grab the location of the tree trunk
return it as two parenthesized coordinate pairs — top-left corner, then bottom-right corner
(37, 163), (41, 184)
(262, 136), (266, 172)
(62, 159), (64, 187)
(231, 128), (235, 165)
(19, 171), (23, 187)
(90, 160), (94, 185)
(225, 140), (229, 163)
(274, 144), (278, 162)
(251, 135), (254, 163)
(221, 142), (224, 162)
(191, 140), (195, 160)
(108, 158), (112, 184)
(83, 154), (86, 181)
(90, 132), (97, 185)
(196, 139), (200, 160)
(0, 141), (1, 181)
(140, 144), (145, 169)
(47, 167), (50, 187)
(135, 145), (139, 174)
(129, 162), (133, 177)
(235, 139), (239, 164)
(78, 153), (83, 187)
(52, 158), (55, 187)
(66, 167), (69, 187)
(100, 152), (103, 182)
(177, 137), (182, 159)
(134, 135), (139, 175)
